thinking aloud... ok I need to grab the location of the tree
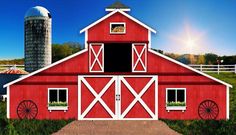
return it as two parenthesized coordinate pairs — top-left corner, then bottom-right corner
(197, 55), (205, 64)
(52, 42), (82, 62)
(205, 53), (218, 64)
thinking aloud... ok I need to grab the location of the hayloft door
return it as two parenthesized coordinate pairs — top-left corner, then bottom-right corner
(132, 43), (147, 72)
(89, 43), (104, 72)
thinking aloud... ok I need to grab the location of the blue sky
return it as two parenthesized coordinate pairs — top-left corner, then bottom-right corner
(0, 0), (236, 59)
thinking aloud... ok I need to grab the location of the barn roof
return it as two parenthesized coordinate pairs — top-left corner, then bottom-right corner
(0, 66), (28, 75)
(3, 49), (232, 88)
(80, 9), (156, 34)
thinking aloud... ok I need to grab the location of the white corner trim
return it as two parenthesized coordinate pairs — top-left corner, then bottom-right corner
(7, 86), (10, 118)
(80, 9), (156, 34)
(226, 86), (230, 120)
(149, 49), (233, 88)
(85, 30), (88, 49)
(148, 30), (151, 48)
(4, 49), (88, 88)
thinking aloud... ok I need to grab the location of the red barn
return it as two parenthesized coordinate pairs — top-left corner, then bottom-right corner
(5, 2), (232, 120)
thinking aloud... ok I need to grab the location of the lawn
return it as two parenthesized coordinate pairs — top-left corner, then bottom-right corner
(0, 101), (73, 135)
(163, 73), (236, 135)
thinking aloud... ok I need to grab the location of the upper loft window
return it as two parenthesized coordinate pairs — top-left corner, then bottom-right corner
(110, 22), (126, 34)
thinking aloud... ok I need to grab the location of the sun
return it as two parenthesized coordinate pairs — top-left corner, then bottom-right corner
(186, 37), (196, 49)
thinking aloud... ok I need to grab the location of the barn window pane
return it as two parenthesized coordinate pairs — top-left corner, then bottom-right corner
(110, 23), (126, 34)
(49, 90), (57, 102)
(177, 90), (185, 102)
(167, 90), (175, 102)
(48, 88), (68, 107)
(59, 90), (67, 102)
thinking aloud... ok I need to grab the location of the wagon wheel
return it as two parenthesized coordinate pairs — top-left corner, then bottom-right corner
(198, 100), (219, 120)
(17, 100), (38, 119)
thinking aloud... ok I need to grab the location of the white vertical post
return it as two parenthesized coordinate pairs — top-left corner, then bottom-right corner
(226, 86), (229, 120)
(218, 64), (220, 74)
(7, 86), (10, 118)
(235, 64), (236, 74)
(200, 64), (202, 72)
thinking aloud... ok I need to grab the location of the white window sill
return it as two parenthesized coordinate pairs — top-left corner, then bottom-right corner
(48, 106), (68, 112)
(166, 106), (186, 112)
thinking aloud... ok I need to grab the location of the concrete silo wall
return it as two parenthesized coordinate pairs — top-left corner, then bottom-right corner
(24, 16), (51, 72)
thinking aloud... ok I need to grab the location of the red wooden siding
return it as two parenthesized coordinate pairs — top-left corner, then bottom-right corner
(10, 84), (78, 119)
(88, 12), (149, 43)
(158, 85), (226, 120)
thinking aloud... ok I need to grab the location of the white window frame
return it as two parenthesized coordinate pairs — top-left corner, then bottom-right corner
(166, 88), (186, 112)
(110, 22), (126, 34)
(48, 88), (68, 112)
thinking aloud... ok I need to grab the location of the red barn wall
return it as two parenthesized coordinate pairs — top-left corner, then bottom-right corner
(10, 84), (78, 119)
(147, 51), (227, 119)
(88, 12), (149, 43)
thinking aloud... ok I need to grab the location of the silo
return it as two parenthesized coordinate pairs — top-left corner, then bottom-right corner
(24, 6), (52, 72)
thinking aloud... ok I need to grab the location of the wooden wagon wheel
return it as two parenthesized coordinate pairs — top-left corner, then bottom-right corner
(17, 100), (38, 119)
(198, 100), (219, 120)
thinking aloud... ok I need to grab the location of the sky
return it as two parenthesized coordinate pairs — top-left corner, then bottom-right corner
(0, 0), (236, 59)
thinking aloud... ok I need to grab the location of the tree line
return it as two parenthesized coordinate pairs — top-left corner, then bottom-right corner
(154, 49), (236, 65)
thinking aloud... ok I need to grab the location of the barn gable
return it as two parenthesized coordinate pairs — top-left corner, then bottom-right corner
(80, 9), (156, 34)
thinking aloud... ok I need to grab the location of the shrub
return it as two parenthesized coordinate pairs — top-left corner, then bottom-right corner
(48, 101), (67, 106)
(167, 101), (186, 106)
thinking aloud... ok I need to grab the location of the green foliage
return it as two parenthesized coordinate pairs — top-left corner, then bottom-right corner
(205, 53), (218, 64)
(167, 101), (186, 106)
(52, 42), (82, 62)
(48, 101), (67, 106)
(0, 101), (73, 135)
(163, 73), (236, 135)
(0, 58), (24, 65)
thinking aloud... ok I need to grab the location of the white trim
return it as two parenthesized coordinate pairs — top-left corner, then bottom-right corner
(85, 30), (88, 49)
(80, 9), (156, 34)
(110, 22), (126, 34)
(166, 88), (186, 112)
(148, 30), (151, 48)
(48, 88), (68, 111)
(132, 43), (147, 72)
(6, 86), (10, 118)
(89, 43), (104, 72)
(166, 106), (186, 112)
(105, 8), (131, 12)
(4, 49), (88, 88)
(48, 106), (68, 112)
(226, 86), (230, 120)
(148, 49), (232, 88)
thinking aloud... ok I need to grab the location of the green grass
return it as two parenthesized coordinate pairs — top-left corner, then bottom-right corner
(163, 73), (236, 135)
(0, 101), (73, 135)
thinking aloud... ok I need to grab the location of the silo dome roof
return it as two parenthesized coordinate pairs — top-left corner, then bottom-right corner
(25, 6), (51, 18)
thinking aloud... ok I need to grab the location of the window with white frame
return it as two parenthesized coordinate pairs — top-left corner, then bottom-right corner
(166, 88), (186, 107)
(110, 22), (126, 34)
(48, 88), (68, 107)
